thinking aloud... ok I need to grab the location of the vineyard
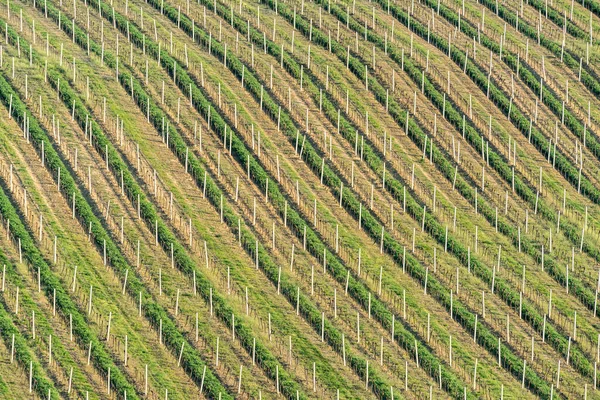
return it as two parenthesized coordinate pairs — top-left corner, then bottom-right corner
(0, 0), (598, 398)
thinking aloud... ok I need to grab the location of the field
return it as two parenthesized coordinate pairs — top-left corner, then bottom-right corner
(0, 0), (599, 398)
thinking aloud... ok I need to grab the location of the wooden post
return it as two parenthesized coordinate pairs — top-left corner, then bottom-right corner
(482, 291), (485, 318)
(473, 359), (478, 390)
(334, 288), (337, 318)
(106, 311), (112, 341)
(123, 269), (129, 295)
(87, 341), (92, 365)
(498, 338), (501, 366)
(415, 339), (419, 367)
(177, 342), (184, 368)
(543, 315), (547, 342)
